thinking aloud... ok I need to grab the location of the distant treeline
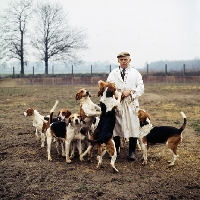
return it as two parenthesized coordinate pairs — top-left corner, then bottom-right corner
(143, 59), (200, 72)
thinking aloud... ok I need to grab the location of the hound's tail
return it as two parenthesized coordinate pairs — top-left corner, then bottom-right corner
(49, 100), (59, 124)
(179, 111), (187, 133)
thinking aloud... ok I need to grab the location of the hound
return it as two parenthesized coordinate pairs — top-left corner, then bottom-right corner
(137, 109), (187, 166)
(23, 100), (58, 147)
(44, 108), (71, 123)
(46, 113), (88, 162)
(80, 80), (119, 173)
(75, 88), (101, 133)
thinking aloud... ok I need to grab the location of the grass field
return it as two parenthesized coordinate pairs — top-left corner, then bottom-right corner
(0, 83), (200, 199)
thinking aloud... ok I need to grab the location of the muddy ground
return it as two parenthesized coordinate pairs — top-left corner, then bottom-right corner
(0, 83), (200, 200)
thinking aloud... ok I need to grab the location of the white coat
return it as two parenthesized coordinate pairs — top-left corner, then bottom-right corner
(106, 66), (144, 138)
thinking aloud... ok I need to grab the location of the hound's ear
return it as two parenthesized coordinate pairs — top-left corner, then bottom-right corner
(98, 80), (107, 97)
(120, 93), (126, 102)
(80, 108), (86, 121)
(97, 90), (103, 97)
(137, 110), (140, 118)
(98, 84), (106, 97)
(80, 116), (84, 122)
(137, 110), (144, 120)
(66, 111), (72, 118)
(75, 93), (80, 101)
(79, 114), (86, 124)
(144, 112), (150, 120)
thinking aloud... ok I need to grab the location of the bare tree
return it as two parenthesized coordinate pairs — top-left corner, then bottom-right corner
(0, 0), (33, 76)
(31, 1), (88, 74)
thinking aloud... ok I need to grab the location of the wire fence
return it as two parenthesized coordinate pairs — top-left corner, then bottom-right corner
(0, 64), (200, 78)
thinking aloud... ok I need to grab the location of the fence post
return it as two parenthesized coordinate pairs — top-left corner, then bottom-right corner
(12, 67), (15, 78)
(147, 64), (149, 76)
(33, 66), (34, 76)
(110, 65), (111, 73)
(91, 65), (92, 75)
(72, 65), (73, 75)
(183, 64), (185, 76)
(165, 64), (167, 76)
(52, 65), (54, 75)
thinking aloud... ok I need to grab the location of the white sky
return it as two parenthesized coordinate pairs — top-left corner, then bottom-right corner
(1, 0), (200, 68)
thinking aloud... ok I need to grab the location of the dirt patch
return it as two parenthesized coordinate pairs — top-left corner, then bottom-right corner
(0, 84), (200, 200)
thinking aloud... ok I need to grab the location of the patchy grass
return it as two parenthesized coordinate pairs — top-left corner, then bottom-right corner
(191, 120), (200, 133)
(145, 83), (200, 94)
(0, 83), (200, 199)
(0, 83), (200, 133)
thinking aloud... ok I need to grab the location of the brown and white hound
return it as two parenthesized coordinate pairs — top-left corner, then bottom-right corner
(80, 80), (119, 173)
(46, 112), (88, 163)
(75, 88), (101, 133)
(137, 109), (187, 166)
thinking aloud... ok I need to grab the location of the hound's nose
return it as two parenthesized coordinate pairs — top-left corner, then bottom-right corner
(75, 119), (79, 124)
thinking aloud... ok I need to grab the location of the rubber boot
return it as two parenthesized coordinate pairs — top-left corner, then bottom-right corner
(128, 137), (138, 161)
(113, 136), (120, 155)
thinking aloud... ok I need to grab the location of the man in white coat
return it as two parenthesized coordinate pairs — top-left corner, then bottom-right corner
(107, 52), (144, 161)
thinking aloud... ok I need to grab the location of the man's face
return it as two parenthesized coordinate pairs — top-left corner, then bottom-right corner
(118, 56), (131, 69)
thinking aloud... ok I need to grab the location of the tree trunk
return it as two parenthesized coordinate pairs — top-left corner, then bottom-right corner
(20, 30), (24, 76)
(45, 58), (48, 74)
(45, 38), (48, 74)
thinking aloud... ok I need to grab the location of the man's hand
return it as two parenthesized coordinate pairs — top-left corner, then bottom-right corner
(121, 90), (131, 101)
(122, 90), (131, 97)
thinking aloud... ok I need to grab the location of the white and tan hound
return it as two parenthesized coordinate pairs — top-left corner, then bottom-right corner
(23, 100), (58, 147)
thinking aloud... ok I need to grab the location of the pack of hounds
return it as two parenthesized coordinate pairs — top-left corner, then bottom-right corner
(23, 80), (187, 173)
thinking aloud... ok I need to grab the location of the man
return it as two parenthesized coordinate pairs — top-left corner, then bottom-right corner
(106, 52), (144, 161)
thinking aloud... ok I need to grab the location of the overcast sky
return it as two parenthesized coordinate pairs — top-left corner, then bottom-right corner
(1, 0), (200, 68)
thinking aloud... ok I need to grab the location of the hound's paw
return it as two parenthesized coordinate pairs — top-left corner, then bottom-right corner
(168, 162), (175, 167)
(48, 157), (52, 161)
(79, 156), (84, 161)
(66, 159), (72, 163)
(111, 164), (119, 173)
(167, 159), (173, 163)
(142, 160), (147, 165)
(112, 167), (119, 173)
(97, 164), (104, 169)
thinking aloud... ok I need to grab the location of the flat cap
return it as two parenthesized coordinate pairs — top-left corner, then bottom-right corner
(117, 52), (130, 58)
